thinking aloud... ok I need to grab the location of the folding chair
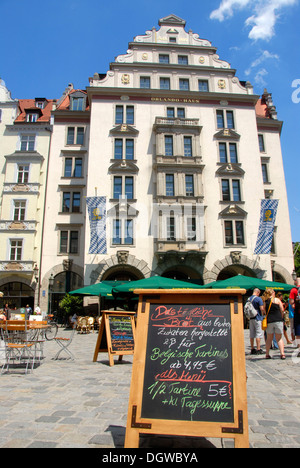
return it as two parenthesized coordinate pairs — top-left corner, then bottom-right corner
(53, 325), (76, 360)
(1, 321), (36, 374)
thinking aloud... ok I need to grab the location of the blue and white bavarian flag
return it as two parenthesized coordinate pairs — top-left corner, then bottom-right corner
(86, 197), (107, 254)
(254, 199), (279, 254)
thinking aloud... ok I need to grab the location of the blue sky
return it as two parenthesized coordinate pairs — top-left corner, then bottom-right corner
(1, 0), (300, 243)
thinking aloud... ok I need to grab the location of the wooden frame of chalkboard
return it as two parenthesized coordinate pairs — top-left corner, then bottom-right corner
(124, 289), (249, 448)
(93, 311), (136, 366)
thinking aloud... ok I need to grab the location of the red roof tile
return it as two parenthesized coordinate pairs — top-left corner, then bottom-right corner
(15, 99), (54, 123)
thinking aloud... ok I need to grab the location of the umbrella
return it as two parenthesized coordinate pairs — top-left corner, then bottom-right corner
(112, 276), (205, 295)
(69, 281), (125, 298)
(206, 274), (294, 292)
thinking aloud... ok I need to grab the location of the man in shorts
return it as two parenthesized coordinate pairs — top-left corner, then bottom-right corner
(249, 288), (265, 355)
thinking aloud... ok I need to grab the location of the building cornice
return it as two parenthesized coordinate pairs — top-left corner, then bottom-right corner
(87, 86), (259, 107)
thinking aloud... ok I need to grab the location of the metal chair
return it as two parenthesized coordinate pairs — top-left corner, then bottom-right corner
(1, 321), (36, 374)
(87, 317), (95, 333)
(53, 325), (76, 360)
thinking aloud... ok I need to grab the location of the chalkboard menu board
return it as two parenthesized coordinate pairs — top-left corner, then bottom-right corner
(125, 290), (249, 448)
(142, 302), (234, 423)
(109, 315), (135, 352)
(93, 311), (136, 366)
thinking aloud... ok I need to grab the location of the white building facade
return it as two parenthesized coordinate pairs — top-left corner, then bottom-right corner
(36, 15), (294, 312)
(0, 80), (53, 309)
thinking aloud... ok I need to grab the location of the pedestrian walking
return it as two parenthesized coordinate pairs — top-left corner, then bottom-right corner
(289, 279), (300, 354)
(262, 289), (286, 360)
(248, 288), (265, 355)
(276, 293), (292, 345)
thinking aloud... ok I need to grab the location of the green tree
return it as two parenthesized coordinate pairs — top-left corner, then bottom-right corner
(294, 242), (300, 277)
(59, 294), (83, 320)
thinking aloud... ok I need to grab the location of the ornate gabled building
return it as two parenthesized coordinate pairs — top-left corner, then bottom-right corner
(0, 80), (54, 309)
(0, 15), (294, 312)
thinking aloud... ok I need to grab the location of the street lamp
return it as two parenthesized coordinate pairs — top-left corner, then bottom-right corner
(292, 270), (297, 282)
(48, 273), (54, 314)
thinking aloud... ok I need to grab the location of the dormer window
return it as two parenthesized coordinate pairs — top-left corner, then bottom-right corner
(35, 98), (47, 109)
(70, 92), (87, 111)
(27, 113), (38, 122)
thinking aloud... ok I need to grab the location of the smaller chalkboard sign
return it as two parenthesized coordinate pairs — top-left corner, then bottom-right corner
(93, 311), (136, 366)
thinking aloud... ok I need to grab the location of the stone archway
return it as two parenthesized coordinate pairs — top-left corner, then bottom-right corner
(89, 251), (151, 284)
(204, 253), (264, 284)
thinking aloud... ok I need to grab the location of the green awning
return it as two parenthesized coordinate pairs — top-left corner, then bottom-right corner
(112, 276), (205, 295)
(69, 281), (125, 298)
(205, 274), (294, 292)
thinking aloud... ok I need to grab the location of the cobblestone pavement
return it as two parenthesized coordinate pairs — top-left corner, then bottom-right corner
(0, 328), (299, 448)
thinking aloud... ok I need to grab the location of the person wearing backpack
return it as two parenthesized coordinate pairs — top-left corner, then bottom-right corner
(289, 279), (300, 354)
(248, 288), (265, 355)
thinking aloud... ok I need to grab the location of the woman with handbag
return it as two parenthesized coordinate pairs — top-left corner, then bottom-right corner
(262, 289), (286, 360)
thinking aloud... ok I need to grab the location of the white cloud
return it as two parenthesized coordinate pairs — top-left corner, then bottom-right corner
(210, 0), (298, 40)
(245, 50), (279, 75)
(210, 0), (251, 21)
(254, 68), (268, 86)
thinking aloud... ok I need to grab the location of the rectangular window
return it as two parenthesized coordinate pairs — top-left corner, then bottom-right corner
(262, 163), (269, 183)
(167, 108), (175, 118)
(160, 78), (170, 90)
(115, 106), (124, 124)
(179, 78), (189, 91)
(217, 110), (235, 129)
(178, 55), (188, 65)
(74, 158), (82, 177)
(226, 111), (234, 129)
(185, 175), (194, 197)
(67, 127), (84, 145)
(60, 231), (68, 253)
(125, 139), (134, 160)
(225, 221), (234, 245)
(17, 165), (29, 184)
(115, 105), (134, 124)
(159, 54), (169, 64)
(235, 221), (244, 245)
(166, 174), (175, 196)
(62, 192), (71, 212)
(177, 108), (185, 118)
(187, 218), (196, 241)
(20, 135), (35, 151)
(125, 176), (134, 199)
(217, 110), (225, 129)
(67, 127), (75, 145)
(71, 97), (84, 111)
(114, 139), (123, 159)
(224, 221), (244, 245)
(140, 77), (150, 89)
(219, 143), (227, 163)
(198, 80), (209, 92)
(64, 158), (73, 177)
(164, 135), (173, 156)
(76, 127), (84, 145)
(59, 231), (79, 254)
(72, 192), (81, 212)
(70, 231), (79, 253)
(126, 106), (134, 125)
(184, 136), (192, 157)
(258, 134), (265, 152)
(113, 177), (122, 199)
(229, 143), (238, 163)
(232, 179), (241, 201)
(222, 180), (230, 201)
(167, 217), (175, 241)
(113, 219), (121, 245)
(125, 219), (133, 245)
(112, 219), (134, 245)
(13, 201), (26, 221)
(10, 239), (23, 261)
